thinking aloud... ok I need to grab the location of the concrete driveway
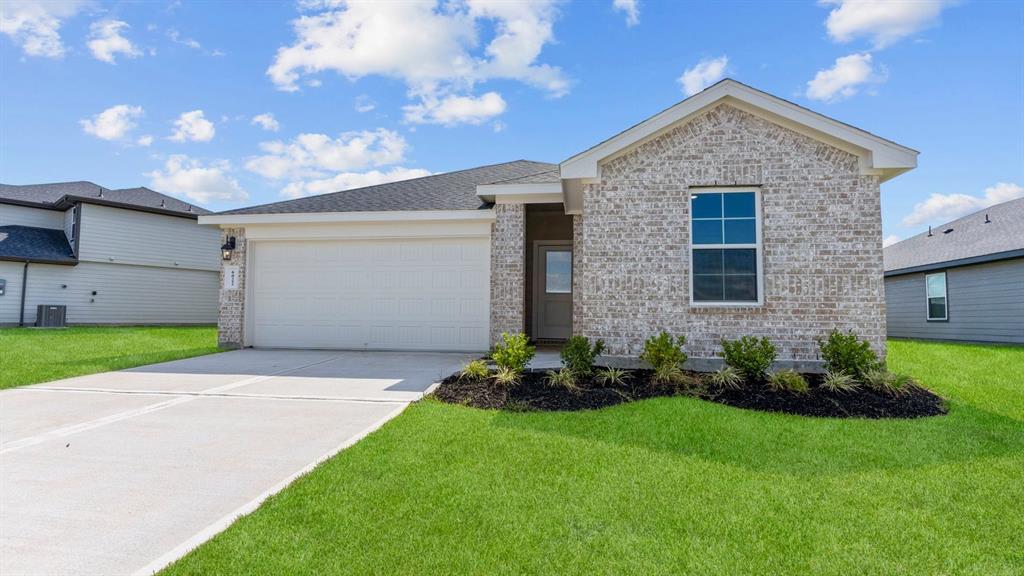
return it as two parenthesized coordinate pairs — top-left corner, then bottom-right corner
(0, 349), (474, 576)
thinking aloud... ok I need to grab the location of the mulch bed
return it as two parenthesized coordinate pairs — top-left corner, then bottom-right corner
(431, 369), (947, 419)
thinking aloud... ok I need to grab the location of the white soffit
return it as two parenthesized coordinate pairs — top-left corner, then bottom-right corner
(475, 182), (563, 204)
(560, 79), (918, 183)
(199, 209), (496, 227)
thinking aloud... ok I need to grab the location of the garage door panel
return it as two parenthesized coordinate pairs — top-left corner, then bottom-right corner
(252, 238), (490, 351)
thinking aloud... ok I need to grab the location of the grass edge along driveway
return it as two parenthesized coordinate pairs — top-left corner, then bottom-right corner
(0, 326), (220, 390)
(163, 340), (1024, 575)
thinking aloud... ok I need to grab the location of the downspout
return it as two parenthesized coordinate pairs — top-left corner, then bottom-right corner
(18, 261), (28, 327)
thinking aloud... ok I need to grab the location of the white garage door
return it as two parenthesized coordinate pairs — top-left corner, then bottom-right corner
(251, 237), (490, 351)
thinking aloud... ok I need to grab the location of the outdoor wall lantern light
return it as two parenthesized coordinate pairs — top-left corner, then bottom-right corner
(221, 236), (236, 261)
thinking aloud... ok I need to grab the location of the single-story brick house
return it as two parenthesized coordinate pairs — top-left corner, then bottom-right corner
(202, 79), (917, 361)
(884, 197), (1023, 344)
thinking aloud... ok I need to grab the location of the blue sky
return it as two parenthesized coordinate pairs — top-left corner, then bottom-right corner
(1, 0), (1021, 244)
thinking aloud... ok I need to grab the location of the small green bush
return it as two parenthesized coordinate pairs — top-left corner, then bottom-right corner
(769, 369), (809, 394)
(545, 369), (580, 392)
(491, 332), (535, 375)
(819, 329), (881, 380)
(459, 359), (490, 381)
(821, 370), (858, 393)
(560, 335), (605, 376)
(863, 369), (913, 395)
(596, 367), (631, 387)
(492, 366), (522, 387)
(708, 366), (744, 390)
(640, 331), (687, 371)
(720, 336), (777, 382)
(653, 362), (688, 385)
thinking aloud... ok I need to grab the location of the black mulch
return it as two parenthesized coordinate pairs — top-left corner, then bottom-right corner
(431, 369), (947, 419)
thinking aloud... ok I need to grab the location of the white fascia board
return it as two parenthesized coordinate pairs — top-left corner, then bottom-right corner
(475, 182), (563, 203)
(199, 209), (496, 226)
(560, 79), (918, 182)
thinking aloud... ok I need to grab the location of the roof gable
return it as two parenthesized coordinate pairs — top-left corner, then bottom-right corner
(560, 79), (917, 183)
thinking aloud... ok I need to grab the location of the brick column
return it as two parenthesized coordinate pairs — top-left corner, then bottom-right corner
(218, 227), (246, 349)
(489, 204), (525, 345)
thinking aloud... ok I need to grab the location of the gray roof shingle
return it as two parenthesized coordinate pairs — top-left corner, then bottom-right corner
(217, 160), (557, 215)
(0, 225), (77, 264)
(0, 182), (208, 216)
(883, 197), (1024, 273)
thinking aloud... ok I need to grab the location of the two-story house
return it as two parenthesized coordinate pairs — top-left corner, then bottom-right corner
(0, 181), (220, 326)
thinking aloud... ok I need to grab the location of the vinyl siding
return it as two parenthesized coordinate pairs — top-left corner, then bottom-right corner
(0, 203), (64, 230)
(77, 203), (220, 271)
(0, 260), (217, 325)
(885, 258), (1024, 344)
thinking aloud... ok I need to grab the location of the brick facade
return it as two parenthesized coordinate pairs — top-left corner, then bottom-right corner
(489, 203), (526, 345)
(571, 103), (886, 360)
(217, 227), (246, 349)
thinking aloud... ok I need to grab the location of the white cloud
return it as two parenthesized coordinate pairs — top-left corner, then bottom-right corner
(806, 52), (882, 102)
(246, 128), (408, 180)
(355, 94), (376, 113)
(170, 110), (215, 142)
(146, 155), (248, 204)
(613, 0), (639, 26)
(251, 113), (280, 132)
(821, 0), (951, 49)
(0, 0), (88, 58)
(79, 104), (143, 141)
(678, 56), (728, 96)
(266, 0), (567, 125)
(280, 167), (433, 199)
(167, 28), (200, 49)
(902, 182), (1024, 227)
(883, 234), (902, 248)
(136, 134), (153, 146)
(403, 91), (506, 125)
(87, 19), (141, 63)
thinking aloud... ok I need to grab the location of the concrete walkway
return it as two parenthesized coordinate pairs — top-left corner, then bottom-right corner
(0, 349), (474, 576)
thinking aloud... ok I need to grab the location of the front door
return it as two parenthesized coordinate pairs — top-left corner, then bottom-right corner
(533, 243), (573, 340)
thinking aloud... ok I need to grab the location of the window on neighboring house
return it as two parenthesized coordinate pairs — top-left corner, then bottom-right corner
(690, 189), (762, 304)
(925, 272), (947, 321)
(69, 207), (76, 242)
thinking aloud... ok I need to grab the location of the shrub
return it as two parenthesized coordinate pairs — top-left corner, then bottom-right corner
(459, 359), (490, 381)
(720, 336), (777, 382)
(640, 331), (688, 371)
(545, 369), (580, 392)
(653, 363), (688, 386)
(708, 366), (744, 390)
(491, 332), (535, 375)
(492, 367), (522, 387)
(863, 369), (913, 395)
(769, 369), (809, 394)
(560, 335), (606, 376)
(821, 370), (858, 393)
(819, 329), (881, 380)
(596, 367), (630, 387)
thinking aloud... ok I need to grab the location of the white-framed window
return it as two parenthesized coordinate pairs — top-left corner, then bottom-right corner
(689, 188), (763, 305)
(925, 272), (948, 321)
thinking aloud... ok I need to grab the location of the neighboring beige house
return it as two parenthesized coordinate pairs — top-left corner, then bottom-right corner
(0, 182), (220, 325)
(202, 80), (918, 361)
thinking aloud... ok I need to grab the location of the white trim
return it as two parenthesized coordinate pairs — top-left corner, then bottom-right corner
(560, 79), (917, 183)
(688, 187), (764, 307)
(200, 209), (496, 226)
(924, 271), (948, 321)
(476, 182), (565, 206)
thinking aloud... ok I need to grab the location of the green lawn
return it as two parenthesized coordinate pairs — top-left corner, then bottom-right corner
(165, 340), (1023, 575)
(0, 326), (220, 389)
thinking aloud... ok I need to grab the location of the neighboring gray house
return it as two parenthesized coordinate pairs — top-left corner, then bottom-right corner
(884, 197), (1024, 344)
(0, 182), (220, 325)
(202, 79), (918, 360)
